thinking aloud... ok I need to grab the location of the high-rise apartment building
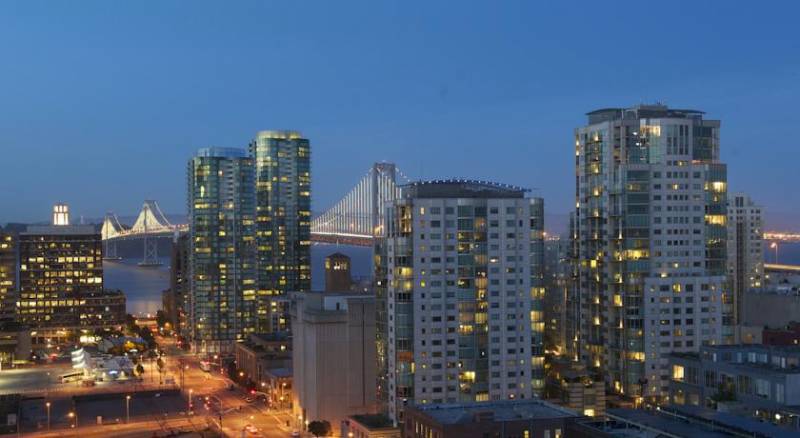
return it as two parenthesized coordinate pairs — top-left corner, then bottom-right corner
(376, 180), (544, 423)
(163, 233), (189, 332)
(543, 236), (571, 357)
(727, 193), (763, 340)
(249, 131), (311, 333)
(0, 229), (16, 320)
(573, 104), (730, 401)
(18, 205), (125, 346)
(187, 147), (257, 354)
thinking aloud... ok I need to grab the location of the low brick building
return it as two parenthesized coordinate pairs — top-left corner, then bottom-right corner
(233, 332), (291, 385)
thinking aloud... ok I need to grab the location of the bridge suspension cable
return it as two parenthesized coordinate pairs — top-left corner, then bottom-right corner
(101, 212), (126, 240)
(130, 200), (173, 234)
(311, 162), (405, 244)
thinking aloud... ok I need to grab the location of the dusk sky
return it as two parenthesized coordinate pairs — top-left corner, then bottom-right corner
(1, 1), (799, 231)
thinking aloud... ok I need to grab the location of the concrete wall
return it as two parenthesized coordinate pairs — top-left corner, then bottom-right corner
(292, 293), (377, 429)
(743, 292), (800, 329)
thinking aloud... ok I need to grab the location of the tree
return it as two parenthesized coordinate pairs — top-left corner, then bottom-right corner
(307, 420), (331, 437)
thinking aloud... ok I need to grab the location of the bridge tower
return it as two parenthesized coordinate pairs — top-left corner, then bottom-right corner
(138, 200), (163, 267)
(309, 162), (404, 245)
(101, 212), (123, 261)
(371, 162), (398, 238)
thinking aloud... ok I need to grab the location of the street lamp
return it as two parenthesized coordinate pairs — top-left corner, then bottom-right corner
(771, 241), (779, 263)
(45, 402), (51, 430)
(188, 389), (193, 411)
(126, 395), (131, 423)
(68, 411), (76, 428)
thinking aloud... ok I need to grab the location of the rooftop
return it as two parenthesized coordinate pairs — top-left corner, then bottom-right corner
(602, 408), (731, 438)
(250, 332), (291, 343)
(403, 179), (529, 199)
(349, 413), (395, 430)
(409, 399), (577, 425)
(22, 224), (97, 236)
(255, 130), (304, 140)
(667, 405), (799, 438)
(195, 147), (248, 159)
(586, 104), (708, 125)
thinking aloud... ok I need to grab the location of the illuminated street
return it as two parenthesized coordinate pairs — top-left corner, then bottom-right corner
(158, 334), (299, 437)
(1, 335), (299, 438)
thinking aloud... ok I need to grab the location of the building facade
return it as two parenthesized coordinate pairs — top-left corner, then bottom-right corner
(0, 230), (16, 320)
(291, 292), (377, 429)
(543, 236), (571, 357)
(669, 345), (800, 430)
(233, 332), (292, 387)
(727, 193), (764, 340)
(377, 180), (544, 423)
(249, 130), (311, 334)
(163, 233), (189, 332)
(742, 287), (800, 336)
(341, 414), (400, 438)
(544, 356), (606, 418)
(762, 322), (800, 346)
(573, 104), (730, 401)
(16, 206), (125, 346)
(187, 147), (257, 354)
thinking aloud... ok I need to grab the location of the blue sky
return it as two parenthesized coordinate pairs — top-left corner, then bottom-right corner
(1, 1), (799, 231)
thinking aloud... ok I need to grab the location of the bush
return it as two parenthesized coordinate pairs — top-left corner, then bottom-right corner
(308, 420), (331, 437)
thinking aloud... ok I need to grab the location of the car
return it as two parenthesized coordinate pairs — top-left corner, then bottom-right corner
(244, 397), (255, 403)
(245, 424), (259, 433)
(290, 432), (300, 438)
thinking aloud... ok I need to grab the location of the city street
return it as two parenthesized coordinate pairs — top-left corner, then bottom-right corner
(3, 335), (299, 438)
(159, 335), (299, 438)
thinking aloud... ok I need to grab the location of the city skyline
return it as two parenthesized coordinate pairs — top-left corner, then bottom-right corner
(1, 2), (800, 230)
(3, 4), (800, 437)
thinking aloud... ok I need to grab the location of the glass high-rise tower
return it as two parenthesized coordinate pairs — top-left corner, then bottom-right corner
(187, 147), (257, 354)
(249, 131), (311, 333)
(572, 104), (730, 402)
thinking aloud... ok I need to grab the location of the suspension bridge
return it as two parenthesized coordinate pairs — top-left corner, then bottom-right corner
(310, 162), (406, 246)
(101, 200), (187, 266)
(101, 163), (406, 265)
